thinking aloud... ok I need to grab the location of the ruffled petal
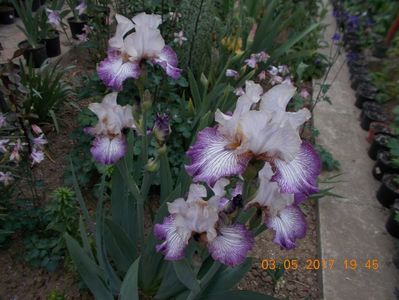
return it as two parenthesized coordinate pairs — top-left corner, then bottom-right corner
(272, 141), (321, 196)
(154, 45), (182, 79)
(90, 135), (127, 165)
(248, 164), (294, 214)
(154, 216), (188, 260)
(260, 82), (297, 112)
(240, 111), (302, 162)
(97, 55), (141, 91)
(132, 12), (162, 29)
(185, 127), (251, 186)
(267, 205), (307, 250)
(208, 224), (254, 266)
(108, 14), (134, 49)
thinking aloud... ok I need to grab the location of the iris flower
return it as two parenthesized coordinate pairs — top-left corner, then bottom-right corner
(97, 13), (182, 91)
(85, 92), (135, 164)
(46, 8), (61, 27)
(154, 179), (254, 266)
(185, 81), (321, 248)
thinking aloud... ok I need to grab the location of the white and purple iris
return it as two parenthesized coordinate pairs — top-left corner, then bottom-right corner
(154, 179), (254, 266)
(85, 92), (135, 165)
(97, 13), (182, 91)
(185, 80), (321, 249)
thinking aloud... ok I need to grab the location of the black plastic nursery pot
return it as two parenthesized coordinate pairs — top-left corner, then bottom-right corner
(368, 134), (391, 160)
(361, 106), (387, 131)
(68, 17), (88, 40)
(0, 5), (15, 24)
(18, 41), (48, 68)
(44, 32), (61, 57)
(355, 83), (378, 109)
(373, 151), (399, 181)
(367, 122), (394, 144)
(350, 72), (372, 91)
(377, 175), (399, 208)
(386, 200), (399, 239)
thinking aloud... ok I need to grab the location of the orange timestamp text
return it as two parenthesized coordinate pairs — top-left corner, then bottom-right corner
(260, 258), (379, 271)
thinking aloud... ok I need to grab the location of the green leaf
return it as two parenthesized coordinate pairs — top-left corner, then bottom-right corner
(154, 263), (186, 300)
(200, 258), (252, 295)
(271, 23), (320, 59)
(173, 260), (200, 293)
(159, 148), (173, 204)
(188, 68), (201, 111)
(104, 218), (137, 272)
(65, 233), (113, 300)
(120, 257), (140, 300)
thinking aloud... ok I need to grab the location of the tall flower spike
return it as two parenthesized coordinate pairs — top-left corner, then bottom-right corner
(154, 180), (254, 266)
(98, 13), (181, 91)
(86, 92), (135, 165)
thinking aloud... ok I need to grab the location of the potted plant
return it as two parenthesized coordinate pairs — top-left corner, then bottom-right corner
(360, 101), (387, 131)
(0, 0), (15, 24)
(373, 151), (399, 181)
(355, 82), (378, 108)
(37, 3), (64, 58)
(66, 0), (88, 39)
(367, 121), (394, 144)
(12, 0), (47, 67)
(385, 200), (399, 239)
(369, 133), (391, 160)
(377, 174), (399, 208)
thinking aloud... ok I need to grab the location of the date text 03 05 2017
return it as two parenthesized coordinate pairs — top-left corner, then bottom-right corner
(260, 258), (379, 271)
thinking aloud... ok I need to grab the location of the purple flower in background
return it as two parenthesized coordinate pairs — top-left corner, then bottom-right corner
(75, 2), (87, 15)
(244, 55), (257, 68)
(0, 171), (13, 186)
(46, 8), (61, 27)
(0, 139), (9, 153)
(153, 113), (171, 145)
(33, 134), (48, 146)
(0, 113), (7, 128)
(300, 88), (310, 99)
(225, 69), (238, 78)
(31, 148), (45, 165)
(31, 124), (43, 135)
(257, 70), (266, 80)
(332, 32), (341, 42)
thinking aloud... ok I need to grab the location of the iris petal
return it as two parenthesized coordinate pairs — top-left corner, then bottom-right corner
(90, 135), (127, 165)
(185, 127), (251, 186)
(273, 141), (321, 197)
(208, 223), (254, 266)
(267, 205), (306, 249)
(154, 216), (188, 260)
(97, 55), (141, 91)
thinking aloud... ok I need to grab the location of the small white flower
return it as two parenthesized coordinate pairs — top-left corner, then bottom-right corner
(0, 172), (13, 186)
(173, 31), (187, 46)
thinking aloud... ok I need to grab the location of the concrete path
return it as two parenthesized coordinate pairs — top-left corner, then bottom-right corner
(315, 3), (399, 300)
